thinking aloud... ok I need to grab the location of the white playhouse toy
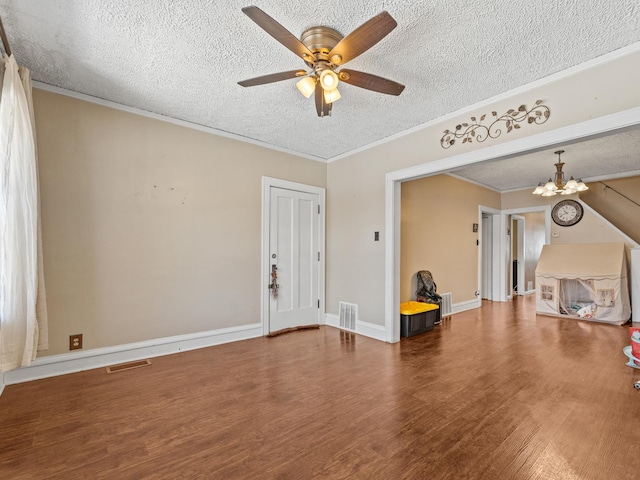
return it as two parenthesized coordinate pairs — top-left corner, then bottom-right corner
(535, 242), (631, 325)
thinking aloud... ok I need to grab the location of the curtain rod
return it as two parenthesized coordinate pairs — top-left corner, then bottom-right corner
(0, 16), (12, 56)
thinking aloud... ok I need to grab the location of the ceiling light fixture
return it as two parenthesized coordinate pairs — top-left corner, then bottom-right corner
(296, 76), (316, 98)
(532, 150), (589, 196)
(323, 88), (341, 104)
(319, 69), (339, 91)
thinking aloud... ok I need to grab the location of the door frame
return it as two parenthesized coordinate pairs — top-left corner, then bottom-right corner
(261, 177), (326, 336)
(385, 105), (640, 343)
(478, 206), (505, 302)
(510, 215), (526, 296)
(481, 213), (492, 300)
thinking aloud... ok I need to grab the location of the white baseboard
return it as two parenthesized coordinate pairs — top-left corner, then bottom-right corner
(325, 314), (386, 342)
(452, 298), (482, 314)
(325, 299), (483, 343)
(2, 323), (263, 388)
(325, 313), (340, 328)
(0, 372), (4, 396)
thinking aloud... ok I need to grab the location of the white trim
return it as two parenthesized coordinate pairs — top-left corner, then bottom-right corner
(324, 314), (386, 342)
(2, 323), (262, 387)
(523, 290), (536, 295)
(330, 42), (640, 163)
(502, 205), (553, 216)
(0, 372), (4, 396)
(36, 43), (640, 166)
(502, 205), (552, 244)
(261, 177), (326, 336)
(325, 313), (341, 329)
(387, 106), (640, 184)
(33, 82), (326, 164)
(479, 206), (503, 302)
(484, 169), (640, 194)
(385, 105), (640, 343)
(385, 177), (402, 343)
(446, 173), (501, 192)
(355, 320), (387, 342)
(511, 215), (526, 296)
(452, 298), (482, 314)
(577, 199), (640, 248)
(581, 169), (640, 184)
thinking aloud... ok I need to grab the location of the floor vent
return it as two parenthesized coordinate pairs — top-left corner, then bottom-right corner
(106, 359), (152, 374)
(339, 302), (357, 331)
(440, 292), (453, 316)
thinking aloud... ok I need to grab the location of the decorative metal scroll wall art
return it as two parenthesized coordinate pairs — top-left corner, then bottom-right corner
(440, 100), (551, 149)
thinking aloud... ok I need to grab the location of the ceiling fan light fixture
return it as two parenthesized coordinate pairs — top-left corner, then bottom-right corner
(296, 76), (316, 98)
(238, 7), (405, 117)
(544, 179), (556, 192)
(319, 69), (339, 91)
(323, 87), (341, 104)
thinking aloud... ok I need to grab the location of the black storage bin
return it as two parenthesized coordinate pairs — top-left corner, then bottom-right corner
(400, 302), (439, 337)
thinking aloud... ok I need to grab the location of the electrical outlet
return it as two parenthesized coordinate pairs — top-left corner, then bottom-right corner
(69, 334), (83, 350)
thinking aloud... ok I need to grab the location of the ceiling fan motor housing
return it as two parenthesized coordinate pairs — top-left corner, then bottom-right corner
(300, 26), (343, 66)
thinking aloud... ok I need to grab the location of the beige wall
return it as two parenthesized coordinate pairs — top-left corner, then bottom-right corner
(35, 89), (326, 356)
(33, 46), (640, 352)
(400, 175), (500, 304)
(580, 176), (640, 244)
(502, 189), (637, 264)
(327, 49), (640, 325)
(501, 189), (635, 247)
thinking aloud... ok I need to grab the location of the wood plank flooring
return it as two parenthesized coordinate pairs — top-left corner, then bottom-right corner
(1, 296), (639, 479)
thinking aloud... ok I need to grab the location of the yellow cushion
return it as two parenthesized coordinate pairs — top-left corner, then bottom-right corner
(400, 301), (439, 315)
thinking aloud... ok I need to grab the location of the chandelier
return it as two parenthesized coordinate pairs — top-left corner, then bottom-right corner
(532, 150), (589, 196)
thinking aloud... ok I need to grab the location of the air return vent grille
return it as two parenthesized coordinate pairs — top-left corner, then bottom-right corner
(106, 359), (152, 374)
(339, 302), (357, 331)
(440, 293), (452, 316)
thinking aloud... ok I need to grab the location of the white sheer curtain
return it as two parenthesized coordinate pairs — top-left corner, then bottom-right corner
(0, 54), (48, 372)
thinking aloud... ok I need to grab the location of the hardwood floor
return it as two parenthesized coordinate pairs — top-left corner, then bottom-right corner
(1, 296), (639, 479)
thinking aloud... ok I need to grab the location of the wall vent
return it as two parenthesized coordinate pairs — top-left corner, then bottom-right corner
(440, 292), (453, 316)
(339, 302), (357, 331)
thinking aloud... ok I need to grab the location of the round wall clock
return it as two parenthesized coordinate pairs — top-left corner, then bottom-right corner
(551, 199), (584, 227)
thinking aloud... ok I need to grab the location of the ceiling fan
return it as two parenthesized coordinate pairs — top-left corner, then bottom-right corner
(237, 6), (405, 117)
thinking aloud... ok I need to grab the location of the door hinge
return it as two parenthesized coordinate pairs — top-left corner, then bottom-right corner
(318, 299), (320, 308)
(317, 251), (320, 261)
(318, 205), (320, 214)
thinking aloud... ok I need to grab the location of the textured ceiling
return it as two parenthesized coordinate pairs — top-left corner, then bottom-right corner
(450, 129), (640, 191)
(1, 1), (639, 161)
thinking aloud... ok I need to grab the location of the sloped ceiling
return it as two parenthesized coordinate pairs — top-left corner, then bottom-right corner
(1, 1), (639, 163)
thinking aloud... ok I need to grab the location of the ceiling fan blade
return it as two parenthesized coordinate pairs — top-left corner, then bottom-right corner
(238, 70), (307, 87)
(315, 82), (332, 117)
(242, 6), (314, 61)
(338, 69), (405, 96)
(328, 11), (397, 65)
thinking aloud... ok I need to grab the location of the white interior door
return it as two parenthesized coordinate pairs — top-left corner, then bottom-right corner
(269, 187), (319, 332)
